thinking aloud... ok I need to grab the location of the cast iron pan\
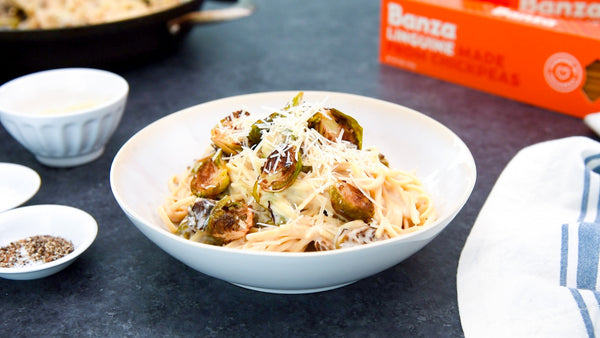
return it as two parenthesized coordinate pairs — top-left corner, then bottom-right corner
(0, 0), (255, 80)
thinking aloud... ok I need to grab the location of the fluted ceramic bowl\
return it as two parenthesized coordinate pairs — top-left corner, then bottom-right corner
(0, 68), (128, 167)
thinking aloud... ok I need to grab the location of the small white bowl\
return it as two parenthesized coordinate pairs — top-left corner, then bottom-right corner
(0, 204), (98, 280)
(110, 91), (476, 294)
(0, 68), (128, 167)
(0, 162), (41, 213)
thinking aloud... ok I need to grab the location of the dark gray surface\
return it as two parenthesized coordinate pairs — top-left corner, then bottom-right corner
(0, 1), (594, 337)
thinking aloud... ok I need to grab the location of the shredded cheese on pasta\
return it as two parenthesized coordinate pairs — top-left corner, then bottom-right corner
(159, 93), (436, 252)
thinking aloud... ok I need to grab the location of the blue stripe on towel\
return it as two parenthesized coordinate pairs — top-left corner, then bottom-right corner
(577, 223), (600, 291)
(578, 153), (600, 222)
(560, 153), (600, 337)
(569, 288), (596, 338)
(560, 223), (569, 287)
(578, 168), (591, 223)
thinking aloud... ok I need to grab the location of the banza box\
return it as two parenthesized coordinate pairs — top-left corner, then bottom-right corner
(379, 0), (600, 118)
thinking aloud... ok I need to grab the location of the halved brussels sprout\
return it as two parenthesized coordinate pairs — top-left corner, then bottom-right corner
(210, 110), (250, 155)
(190, 151), (230, 198)
(308, 108), (363, 149)
(256, 144), (302, 193)
(203, 196), (254, 244)
(329, 181), (374, 222)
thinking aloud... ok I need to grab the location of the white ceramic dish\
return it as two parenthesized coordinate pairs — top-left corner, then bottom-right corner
(0, 163), (41, 213)
(0, 204), (98, 280)
(110, 91), (476, 294)
(0, 68), (128, 167)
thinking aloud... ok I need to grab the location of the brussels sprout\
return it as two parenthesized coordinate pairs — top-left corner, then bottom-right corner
(256, 144), (302, 193)
(178, 198), (218, 240)
(329, 181), (374, 222)
(187, 198), (217, 231)
(203, 196), (254, 244)
(308, 108), (363, 149)
(190, 151), (230, 198)
(210, 110), (250, 155)
(248, 112), (280, 148)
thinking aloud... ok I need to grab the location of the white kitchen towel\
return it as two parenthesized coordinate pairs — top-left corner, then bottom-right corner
(457, 136), (600, 338)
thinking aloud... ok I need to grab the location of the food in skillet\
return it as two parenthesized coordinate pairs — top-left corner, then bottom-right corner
(0, 0), (182, 29)
(159, 92), (436, 252)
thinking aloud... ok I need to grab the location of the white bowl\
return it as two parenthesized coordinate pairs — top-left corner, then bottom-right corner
(0, 204), (98, 280)
(0, 162), (41, 213)
(110, 91), (476, 294)
(0, 68), (128, 167)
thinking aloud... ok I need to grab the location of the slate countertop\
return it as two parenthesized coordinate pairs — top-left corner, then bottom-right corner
(0, 1), (594, 336)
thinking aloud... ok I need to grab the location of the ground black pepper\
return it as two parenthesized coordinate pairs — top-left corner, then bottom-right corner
(0, 235), (74, 268)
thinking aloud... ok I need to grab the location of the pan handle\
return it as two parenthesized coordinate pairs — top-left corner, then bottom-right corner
(168, 0), (255, 34)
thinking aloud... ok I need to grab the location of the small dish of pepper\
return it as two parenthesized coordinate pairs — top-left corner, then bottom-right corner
(0, 204), (97, 280)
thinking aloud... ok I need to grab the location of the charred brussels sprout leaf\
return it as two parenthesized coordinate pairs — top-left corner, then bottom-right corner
(187, 198), (217, 231)
(378, 153), (390, 167)
(330, 181), (374, 222)
(248, 92), (304, 148)
(248, 112), (280, 148)
(334, 222), (381, 249)
(283, 91), (304, 110)
(190, 151), (230, 198)
(308, 108), (363, 149)
(256, 145), (302, 193)
(178, 198), (218, 240)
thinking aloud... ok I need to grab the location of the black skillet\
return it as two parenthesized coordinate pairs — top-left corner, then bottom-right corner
(0, 0), (255, 80)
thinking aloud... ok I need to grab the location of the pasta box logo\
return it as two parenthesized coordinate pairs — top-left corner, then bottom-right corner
(543, 52), (584, 93)
(519, 0), (600, 20)
(384, 3), (458, 57)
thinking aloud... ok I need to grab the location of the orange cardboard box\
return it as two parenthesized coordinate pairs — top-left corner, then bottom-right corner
(379, 0), (600, 118)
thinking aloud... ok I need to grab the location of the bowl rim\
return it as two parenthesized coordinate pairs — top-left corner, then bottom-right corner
(110, 90), (477, 259)
(0, 67), (129, 118)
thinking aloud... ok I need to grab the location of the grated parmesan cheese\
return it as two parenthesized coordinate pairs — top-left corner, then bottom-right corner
(163, 93), (436, 251)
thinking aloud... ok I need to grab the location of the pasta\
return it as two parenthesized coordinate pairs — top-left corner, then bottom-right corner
(584, 60), (600, 102)
(159, 92), (436, 252)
